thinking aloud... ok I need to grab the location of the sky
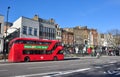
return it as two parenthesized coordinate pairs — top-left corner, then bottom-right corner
(0, 0), (120, 33)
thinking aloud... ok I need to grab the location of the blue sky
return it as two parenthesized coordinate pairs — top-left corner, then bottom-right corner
(0, 0), (120, 33)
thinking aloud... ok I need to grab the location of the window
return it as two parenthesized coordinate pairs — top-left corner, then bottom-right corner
(29, 27), (32, 35)
(57, 50), (64, 54)
(40, 26), (43, 31)
(34, 28), (37, 36)
(101, 34), (104, 38)
(23, 50), (46, 55)
(22, 26), (27, 34)
(50, 28), (52, 33)
(14, 39), (51, 45)
(48, 28), (50, 33)
(0, 23), (1, 34)
(43, 27), (45, 32)
(45, 27), (47, 32)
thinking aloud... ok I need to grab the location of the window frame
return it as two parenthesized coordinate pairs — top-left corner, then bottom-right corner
(28, 27), (32, 35)
(22, 26), (27, 34)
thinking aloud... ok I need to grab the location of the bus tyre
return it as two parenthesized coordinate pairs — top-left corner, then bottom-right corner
(24, 57), (30, 62)
(53, 56), (58, 61)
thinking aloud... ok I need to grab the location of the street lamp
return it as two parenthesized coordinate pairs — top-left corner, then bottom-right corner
(3, 6), (10, 62)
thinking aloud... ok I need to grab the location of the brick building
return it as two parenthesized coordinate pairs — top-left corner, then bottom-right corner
(73, 26), (89, 45)
(61, 29), (74, 47)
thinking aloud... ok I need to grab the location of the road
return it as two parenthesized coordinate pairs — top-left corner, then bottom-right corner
(0, 56), (120, 77)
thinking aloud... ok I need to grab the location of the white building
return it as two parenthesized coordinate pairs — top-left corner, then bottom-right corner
(0, 14), (4, 52)
(98, 33), (114, 47)
(88, 30), (93, 46)
(7, 16), (39, 39)
(7, 15), (57, 41)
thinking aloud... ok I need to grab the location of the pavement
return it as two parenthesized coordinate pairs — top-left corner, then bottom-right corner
(0, 59), (8, 63)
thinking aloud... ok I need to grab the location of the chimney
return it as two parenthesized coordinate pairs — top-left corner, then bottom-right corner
(49, 18), (55, 24)
(33, 14), (39, 21)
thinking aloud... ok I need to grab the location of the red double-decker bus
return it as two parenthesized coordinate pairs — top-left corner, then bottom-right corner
(8, 38), (64, 62)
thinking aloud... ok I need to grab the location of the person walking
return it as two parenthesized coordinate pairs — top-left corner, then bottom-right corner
(96, 47), (101, 59)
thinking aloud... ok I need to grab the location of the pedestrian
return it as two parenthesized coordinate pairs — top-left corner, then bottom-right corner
(87, 47), (92, 55)
(96, 47), (101, 58)
(82, 47), (86, 56)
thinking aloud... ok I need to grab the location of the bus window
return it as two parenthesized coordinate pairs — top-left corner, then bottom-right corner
(23, 50), (46, 55)
(57, 50), (64, 54)
(23, 50), (30, 54)
(46, 50), (52, 54)
(36, 41), (42, 45)
(56, 42), (62, 46)
(26, 40), (36, 44)
(42, 42), (51, 45)
(14, 40), (24, 44)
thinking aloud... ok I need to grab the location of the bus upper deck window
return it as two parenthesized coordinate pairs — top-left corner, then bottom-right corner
(14, 40), (24, 44)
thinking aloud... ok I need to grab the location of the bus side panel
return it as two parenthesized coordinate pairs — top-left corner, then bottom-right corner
(8, 46), (15, 62)
(15, 44), (24, 62)
(9, 44), (24, 62)
(53, 46), (64, 60)
(42, 55), (53, 61)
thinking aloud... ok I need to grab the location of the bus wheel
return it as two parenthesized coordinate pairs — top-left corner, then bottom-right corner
(53, 56), (58, 61)
(24, 56), (30, 62)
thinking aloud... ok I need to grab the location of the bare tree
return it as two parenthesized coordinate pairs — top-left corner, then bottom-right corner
(107, 29), (120, 47)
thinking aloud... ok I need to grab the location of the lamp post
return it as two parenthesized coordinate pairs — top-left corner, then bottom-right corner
(3, 6), (10, 62)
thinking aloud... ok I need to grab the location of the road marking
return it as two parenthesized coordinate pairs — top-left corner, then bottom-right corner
(115, 73), (120, 75)
(109, 61), (117, 63)
(94, 66), (102, 68)
(117, 68), (120, 70)
(103, 65), (110, 67)
(13, 68), (91, 77)
(13, 72), (61, 77)
(110, 63), (114, 65)
(44, 68), (91, 77)
(0, 70), (8, 72)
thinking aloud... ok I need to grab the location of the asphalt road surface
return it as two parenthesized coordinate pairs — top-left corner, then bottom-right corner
(0, 56), (120, 77)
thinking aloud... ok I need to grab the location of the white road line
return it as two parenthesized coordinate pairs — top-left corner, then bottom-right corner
(44, 68), (91, 77)
(117, 68), (120, 70)
(103, 65), (110, 67)
(109, 64), (114, 65)
(13, 72), (61, 77)
(13, 68), (91, 77)
(0, 70), (8, 72)
(0, 63), (14, 66)
(109, 61), (117, 63)
(94, 66), (102, 68)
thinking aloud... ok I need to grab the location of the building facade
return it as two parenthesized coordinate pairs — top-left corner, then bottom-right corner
(7, 15), (57, 41)
(0, 14), (4, 52)
(55, 24), (62, 41)
(4, 22), (13, 36)
(88, 29), (98, 46)
(62, 29), (74, 46)
(98, 33), (114, 47)
(73, 26), (89, 45)
(7, 16), (39, 40)
(33, 15), (56, 40)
